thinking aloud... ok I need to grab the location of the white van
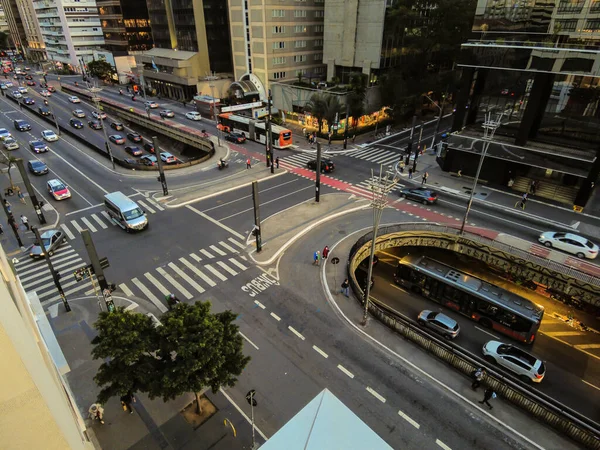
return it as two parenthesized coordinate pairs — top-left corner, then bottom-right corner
(104, 192), (148, 232)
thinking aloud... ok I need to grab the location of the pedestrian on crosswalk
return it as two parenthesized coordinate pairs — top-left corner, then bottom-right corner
(246, 158), (252, 169)
(313, 250), (321, 266)
(20, 214), (29, 230)
(422, 171), (428, 185)
(515, 193), (528, 210)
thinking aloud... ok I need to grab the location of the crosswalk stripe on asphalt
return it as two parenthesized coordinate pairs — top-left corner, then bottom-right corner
(60, 224), (76, 240)
(156, 267), (193, 299)
(204, 264), (228, 281)
(200, 249), (214, 258)
(219, 241), (238, 253)
(167, 262), (205, 294)
(179, 257), (216, 287)
(144, 272), (170, 296)
(100, 211), (115, 224)
(80, 216), (97, 233)
(71, 219), (84, 233)
(216, 260), (238, 276)
(148, 199), (164, 211)
(228, 258), (247, 271)
(189, 253), (202, 262)
(228, 237), (246, 249)
(120, 283), (134, 297)
(138, 200), (155, 214)
(91, 214), (108, 229)
(131, 277), (166, 312)
(209, 245), (226, 256)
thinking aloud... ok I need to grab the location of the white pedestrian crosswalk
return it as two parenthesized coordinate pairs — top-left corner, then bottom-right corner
(280, 148), (403, 170)
(354, 178), (405, 196)
(280, 152), (313, 169)
(12, 237), (251, 309)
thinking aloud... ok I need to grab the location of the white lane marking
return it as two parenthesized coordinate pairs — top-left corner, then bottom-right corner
(186, 205), (245, 239)
(218, 241), (238, 253)
(209, 244), (226, 256)
(167, 262), (205, 293)
(125, 302), (138, 311)
(119, 283), (134, 297)
(200, 248), (214, 258)
(270, 312), (281, 321)
(80, 216), (97, 233)
(337, 365), (354, 379)
(60, 224), (76, 240)
(228, 258), (247, 271)
(239, 332), (259, 350)
(216, 260), (238, 276)
(137, 199), (155, 214)
(147, 198), (164, 211)
(474, 326), (500, 340)
(65, 203), (102, 216)
(398, 410), (420, 429)
(189, 252), (202, 262)
(436, 439), (452, 450)
(204, 264), (227, 281)
(156, 266), (193, 299)
(100, 211), (115, 225)
(219, 389), (268, 441)
(254, 300), (266, 309)
(144, 272), (170, 296)
(91, 213), (108, 229)
(228, 237), (246, 249)
(70, 219), (84, 233)
(178, 257), (216, 287)
(366, 387), (386, 403)
(582, 380), (600, 391)
(288, 326), (305, 340)
(312, 345), (328, 358)
(132, 277), (168, 312)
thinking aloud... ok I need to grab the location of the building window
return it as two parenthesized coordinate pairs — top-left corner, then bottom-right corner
(313, 39), (323, 47)
(273, 25), (285, 34)
(314, 67), (324, 74)
(314, 10), (324, 18)
(314, 0), (324, 3)
(272, 9), (285, 17)
(314, 25), (324, 32)
(293, 55), (306, 62)
(294, 10), (306, 17)
(554, 19), (577, 32)
(273, 71), (287, 79)
(584, 19), (600, 31)
(295, 40), (306, 48)
(272, 41), (285, 49)
(294, 25), (306, 33)
(557, 0), (584, 14)
(314, 53), (322, 61)
(273, 56), (286, 65)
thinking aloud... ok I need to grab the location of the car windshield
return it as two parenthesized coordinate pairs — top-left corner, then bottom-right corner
(52, 183), (65, 191)
(123, 208), (144, 220)
(31, 162), (44, 168)
(40, 237), (51, 248)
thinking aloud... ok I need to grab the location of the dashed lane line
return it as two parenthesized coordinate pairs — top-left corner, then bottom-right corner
(270, 312), (281, 321)
(254, 300), (266, 309)
(398, 409), (421, 429)
(312, 345), (328, 358)
(436, 439), (452, 450)
(288, 326), (305, 340)
(337, 364), (355, 379)
(366, 387), (386, 403)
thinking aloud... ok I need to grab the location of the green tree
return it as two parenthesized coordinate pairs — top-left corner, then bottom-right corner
(0, 32), (8, 50)
(0, 151), (19, 189)
(323, 95), (343, 134)
(87, 60), (114, 80)
(347, 72), (367, 132)
(91, 307), (158, 404)
(150, 302), (250, 414)
(304, 93), (328, 133)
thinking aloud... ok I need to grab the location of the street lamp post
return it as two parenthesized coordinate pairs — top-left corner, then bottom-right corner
(459, 112), (503, 234)
(45, 98), (61, 135)
(424, 93), (445, 151)
(88, 83), (116, 170)
(209, 84), (221, 146)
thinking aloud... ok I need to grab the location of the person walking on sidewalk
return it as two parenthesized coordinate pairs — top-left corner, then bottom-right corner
(322, 245), (329, 260)
(20, 214), (29, 231)
(313, 250), (321, 266)
(246, 158), (252, 169)
(529, 180), (536, 195)
(89, 404), (105, 424)
(341, 279), (350, 297)
(3, 199), (11, 214)
(479, 387), (497, 410)
(0, 223), (4, 235)
(471, 367), (486, 390)
(352, 134), (356, 144)
(515, 192), (528, 210)
(275, 156), (280, 168)
(17, 189), (26, 205)
(422, 171), (429, 185)
(408, 168), (413, 179)
(120, 392), (135, 414)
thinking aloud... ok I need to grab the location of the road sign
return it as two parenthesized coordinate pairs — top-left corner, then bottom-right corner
(246, 389), (257, 406)
(331, 257), (340, 265)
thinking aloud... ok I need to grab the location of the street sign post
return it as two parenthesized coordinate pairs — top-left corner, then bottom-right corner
(246, 390), (257, 449)
(331, 256), (340, 290)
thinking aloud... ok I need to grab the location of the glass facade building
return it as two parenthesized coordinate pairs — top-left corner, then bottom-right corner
(97, 0), (153, 56)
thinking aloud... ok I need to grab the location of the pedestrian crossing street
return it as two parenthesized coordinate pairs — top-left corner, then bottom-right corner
(59, 197), (164, 240)
(280, 147), (402, 170)
(14, 236), (250, 309)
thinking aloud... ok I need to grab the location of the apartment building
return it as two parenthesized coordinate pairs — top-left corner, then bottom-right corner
(227, 0), (326, 99)
(34, 0), (105, 70)
(0, 5), (9, 32)
(0, 0), (45, 61)
(97, 0), (152, 56)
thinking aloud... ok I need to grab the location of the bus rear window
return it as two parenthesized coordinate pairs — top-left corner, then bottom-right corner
(282, 132), (291, 139)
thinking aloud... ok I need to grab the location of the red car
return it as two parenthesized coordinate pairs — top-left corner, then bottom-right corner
(47, 86), (56, 93)
(26, 80), (36, 86)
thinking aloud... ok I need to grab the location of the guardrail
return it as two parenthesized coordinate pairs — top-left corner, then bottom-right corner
(348, 223), (600, 448)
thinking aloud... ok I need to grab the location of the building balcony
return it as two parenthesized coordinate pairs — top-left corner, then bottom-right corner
(140, 69), (197, 86)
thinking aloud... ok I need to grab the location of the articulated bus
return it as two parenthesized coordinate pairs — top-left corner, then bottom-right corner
(217, 113), (293, 149)
(394, 255), (544, 344)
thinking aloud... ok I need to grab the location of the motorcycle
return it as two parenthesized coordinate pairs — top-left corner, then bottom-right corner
(217, 160), (229, 170)
(119, 89), (123, 95)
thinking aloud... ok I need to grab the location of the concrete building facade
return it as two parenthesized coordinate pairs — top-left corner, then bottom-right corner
(0, 5), (9, 33)
(0, 0), (45, 61)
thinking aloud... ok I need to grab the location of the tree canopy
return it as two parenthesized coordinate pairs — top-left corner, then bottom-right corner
(304, 93), (328, 132)
(87, 60), (114, 80)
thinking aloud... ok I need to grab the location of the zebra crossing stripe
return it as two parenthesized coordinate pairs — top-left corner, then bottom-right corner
(218, 241), (238, 253)
(91, 213), (108, 229)
(167, 262), (205, 293)
(144, 272), (171, 296)
(228, 258), (247, 271)
(156, 267), (193, 299)
(228, 237), (246, 249)
(132, 277), (168, 313)
(101, 211), (115, 225)
(216, 261), (237, 276)
(137, 200), (155, 214)
(147, 199), (164, 211)
(200, 249), (214, 258)
(70, 219), (84, 233)
(209, 245), (226, 256)
(119, 283), (134, 297)
(178, 257), (216, 287)
(189, 253), (202, 262)
(204, 264), (227, 281)
(80, 216), (98, 233)
(60, 224), (76, 240)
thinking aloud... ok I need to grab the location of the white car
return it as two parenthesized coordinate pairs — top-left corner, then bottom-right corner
(0, 128), (12, 140)
(72, 109), (86, 118)
(185, 111), (201, 121)
(538, 232), (598, 259)
(12, 91), (22, 99)
(5, 81), (13, 88)
(145, 101), (158, 109)
(91, 110), (107, 120)
(41, 130), (58, 142)
(68, 96), (81, 103)
(483, 340), (546, 383)
(3, 138), (19, 150)
(18, 87), (27, 94)
(40, 90), (51, 97)
(160, 152), (176, 164)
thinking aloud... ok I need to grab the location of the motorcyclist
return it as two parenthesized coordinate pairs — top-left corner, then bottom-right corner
(43, 99), (48, 106)
(166, 293), (180, 309)
(131, 95), (135, 101)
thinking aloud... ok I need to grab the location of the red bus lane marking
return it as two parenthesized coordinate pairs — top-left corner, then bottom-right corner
(565, 257), (600, 277)
(529, 244), (550, 258)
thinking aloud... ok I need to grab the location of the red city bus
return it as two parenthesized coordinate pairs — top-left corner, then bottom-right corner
(217, 113), (292, 149)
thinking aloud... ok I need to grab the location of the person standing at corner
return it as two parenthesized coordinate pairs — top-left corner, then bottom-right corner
(246, 158), (252, 169)
(341, 279), (350, 297)
(422, 171), (428, 185)
(275, 157), (280, 169)
(322, 245), (329, 260)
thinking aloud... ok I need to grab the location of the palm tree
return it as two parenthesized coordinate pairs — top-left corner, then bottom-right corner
(0, 151), (17, 189)
(304, 93), (328, 133)
(323, 95), (344, 134)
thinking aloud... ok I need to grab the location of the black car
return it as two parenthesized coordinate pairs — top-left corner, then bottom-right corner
(143, 142), (155, 153)
(127, 132), (142, 143)
(110, 121), (124, 131)
(38, 106), (51, 116)
(225, 132), (246, 144)
(307, 158), (335, 173)
(70, 118), (84, 129)
(88, 120), (103, 130)
(14, 119), (31, 131)
(23, 97), (35, 105)
(29, 140), (49, 153)
(125, 146), (142, 156)
(399, 187), (438, 205)
(28, 159), (48, 175)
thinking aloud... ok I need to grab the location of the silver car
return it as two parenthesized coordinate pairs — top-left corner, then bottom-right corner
(417, 310), (460, 339)
(483, 340), (546, 383)
(29, 229), (66, 258)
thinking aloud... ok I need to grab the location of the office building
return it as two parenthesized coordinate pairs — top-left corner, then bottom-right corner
(33, 0), (105, 71)
(97, 0), (153, 56)
(139, 0), (232, 100)
(0, 5), (9, 33)
(0, 0), (45, 61)
(447, 0), (600, 208)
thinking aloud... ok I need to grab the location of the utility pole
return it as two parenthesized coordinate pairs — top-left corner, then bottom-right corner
(361, 166), (398, 326)
(0, 192), (23, 247)
(153, 136), (168, 196)
(405, 115), (417, 165)
(45, 97), (61, 135)
(209, 84), (221, 146)
(246, 390), (258, 450)
(425, 93), (445, 150)
(32, 226), (70, 312)
(412, 124), (423, 172)
(88, 84), (116, 170)
(315, 142), (322, 202)
(251, 181), (261, 252)
(15, 158), (46, 224)
(460, 112), (503, 234)
(80, 229), (114, 312)
(265, 89), (274, 173)
(343, 100), (350, 149)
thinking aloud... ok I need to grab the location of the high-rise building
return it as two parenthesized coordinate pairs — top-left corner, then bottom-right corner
(96, 0), (153, 56)
(138, 0), (232, 100)
(34, 0), (105, 71)
(0, 5), (9, 33)
(447, 0), (600, 208)
(0, 0), (45, 61)
(227, 0), (326, 99)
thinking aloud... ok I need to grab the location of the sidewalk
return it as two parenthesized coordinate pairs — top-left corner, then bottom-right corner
(48, 294), (262, 450)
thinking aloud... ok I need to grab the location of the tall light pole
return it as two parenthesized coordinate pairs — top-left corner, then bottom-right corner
(459, 112), (503, 234)
(361, 166), (398, 325)
(87, 83), (116, 170)
(209, 84), (221, 146)
(44, 97), (61, 135)
(424, 93), (445, 150)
